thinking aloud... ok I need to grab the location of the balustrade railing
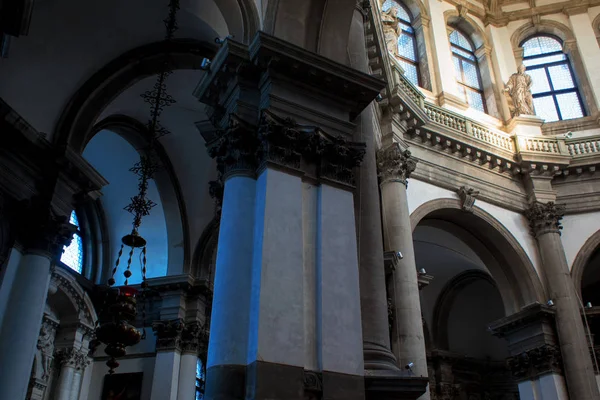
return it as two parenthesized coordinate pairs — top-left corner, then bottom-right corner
(566, 136), (600, 157)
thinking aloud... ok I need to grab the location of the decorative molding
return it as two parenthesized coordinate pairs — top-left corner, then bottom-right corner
(54, 347), (89, 370)
(457, 186), (480, 212)
(525, 201), (565, 237)
(152, 318), (185, 352)
(303, 370), (323, 400)
(507, 345), (563, 381)
(377, 143), (417, 186)
(180, 321), (203, 355)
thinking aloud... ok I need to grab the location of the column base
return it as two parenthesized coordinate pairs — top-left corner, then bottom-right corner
(364, 342), (400, 371)
(205, 364), (246, 400)
(365, 372), (429, 400)
(246, 361), (304, 400)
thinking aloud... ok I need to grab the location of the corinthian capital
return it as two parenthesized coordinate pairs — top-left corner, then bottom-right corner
(525, 201), (565, 237)
(377, 144), (417, 186)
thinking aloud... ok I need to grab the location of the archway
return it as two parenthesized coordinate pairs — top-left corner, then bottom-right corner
(410, 199), (546, 399)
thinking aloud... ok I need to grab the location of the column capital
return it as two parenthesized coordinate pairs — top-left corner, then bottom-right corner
(54, 347), (89, 370)
(152, 318), (185, 352)
(507, 344), (563, 381)
(377, 144), (417, 186)
(525, 201), (565, 237)
(179, 321), (204, 355)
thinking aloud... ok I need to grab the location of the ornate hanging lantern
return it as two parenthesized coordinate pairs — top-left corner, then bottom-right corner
(94, 0), (179, 374)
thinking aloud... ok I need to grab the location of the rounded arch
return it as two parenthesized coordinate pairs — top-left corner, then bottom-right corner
(192, 217), (220, 279)
(88, 115), (190, 275)
(52, 39), (216, 152)
(510, 19), (575, 53)
(410, 198), (546, 314)
(432, 269), (496, 349)
(571, 228), (600, 296)
(213, 0), (260, 43)
(444, 10), (490, 50)
(49, 267), (98, 327)
(593, 13), (600, 45)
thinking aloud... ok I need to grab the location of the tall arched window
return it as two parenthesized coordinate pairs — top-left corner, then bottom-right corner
(521, 35), (585, 122)
(382, 0), (420, 86)
(60, 210), (84, 273)
(449, 29), (486, 113)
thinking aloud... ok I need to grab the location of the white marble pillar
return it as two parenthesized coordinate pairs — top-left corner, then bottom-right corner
(568, 11), (600, 108)
(426, 0), (460, 99)
(151, 350), (181, 400)
(0, 251), (53, 400)
(54, 350), (78, 400)
(378, 144), (430, 399)
(518, 373), (569, 400)
(177, 352), (198, 400)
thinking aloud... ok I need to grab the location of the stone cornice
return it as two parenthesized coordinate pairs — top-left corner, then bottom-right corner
(488, 303), (556, 338)
(525, 201), (565, 237)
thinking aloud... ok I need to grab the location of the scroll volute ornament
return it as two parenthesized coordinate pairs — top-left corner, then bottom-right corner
(377, 144), (417, 186)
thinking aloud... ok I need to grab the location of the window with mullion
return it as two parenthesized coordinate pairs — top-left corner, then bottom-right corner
(449, 30), (486, 113)
(522, 35), (585, 122)
(383, 0), (421, 87)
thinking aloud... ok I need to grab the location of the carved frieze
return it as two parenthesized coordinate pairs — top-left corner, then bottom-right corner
(303, 370), (323, 400)
(457, 186), (480, 213)
(507, 345), (562, 381)
(152, 318), (185, 352)
(525, 201), (566, 237)
(377, 144), (417, 186)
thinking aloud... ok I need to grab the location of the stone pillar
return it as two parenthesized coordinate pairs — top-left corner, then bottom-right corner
(151, 319), (184, 400)
(377, 144), (430, 395)
(0, 212), (76, 400)
(526, 202), (600, 400)
(54, 348), (87, 400)
(486, 24), (516, 122)
(348, 2), (398, 373)
(177, 322), (201, 400)
(426, 0), (461, 101)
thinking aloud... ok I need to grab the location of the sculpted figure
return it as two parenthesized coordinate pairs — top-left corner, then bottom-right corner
(504, 64), (535, 117)
(37, 323), (55, 380)
(381, 6), (400, 57)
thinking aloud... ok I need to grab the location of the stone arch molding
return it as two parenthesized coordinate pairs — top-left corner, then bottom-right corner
(410, 198), (547, 314)
(593, 13), (600, 45)
(49, 267), (98, 327)
(444, 10), (490, 50)
(571, 228), (600, 296)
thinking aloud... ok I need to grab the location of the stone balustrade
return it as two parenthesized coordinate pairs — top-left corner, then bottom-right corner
(566, 136), (600, 157)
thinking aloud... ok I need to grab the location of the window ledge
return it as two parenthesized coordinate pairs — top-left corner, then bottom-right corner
(541, 114), (600, 136)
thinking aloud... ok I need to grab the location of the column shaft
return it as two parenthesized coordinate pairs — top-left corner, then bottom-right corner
(527, 202), (600, 400)
(348, 4), (398, 372)
(55, 365), (76, 400)
(177, 353), (198, 400)
(0, 252), (52, 400)
(151, 351), (181, 400)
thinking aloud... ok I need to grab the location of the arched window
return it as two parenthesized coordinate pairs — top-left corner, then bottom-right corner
(60, 210), (84, 273)
(195, 358), (205, 400)
(521, 35), (585, 122)
(382, 0), (420, 86)
(449, 29), (486, 113)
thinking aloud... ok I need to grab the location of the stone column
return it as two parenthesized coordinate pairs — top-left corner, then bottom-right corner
(151, 319), (184, 400)
(377, 144), (430, 395)
(177, 322), (201, 400)
(526, 202), (600, 400)
(348, 2), (398, 373)
(0, 213), (76, 400)
(54, 348), (87, 400)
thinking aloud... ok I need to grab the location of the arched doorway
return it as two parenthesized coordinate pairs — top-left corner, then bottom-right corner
(410, 199), (546, 400)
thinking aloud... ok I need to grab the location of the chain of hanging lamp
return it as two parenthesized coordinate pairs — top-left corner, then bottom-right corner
(95, 0), (180, 374)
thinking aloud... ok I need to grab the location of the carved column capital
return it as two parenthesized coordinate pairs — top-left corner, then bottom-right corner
(457, 186), (480, 212)
(152, 318), (185, 352)
(179, 321), (204, 355)
(525, 201), (565, 237)
(507, 344), (562, 381)
(377, 144), (417, 186)
(54, 348), (88, 370)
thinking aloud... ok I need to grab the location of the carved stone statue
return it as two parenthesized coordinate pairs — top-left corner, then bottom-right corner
(504, 64), (535, 117)
(381, 6), (400, 57)
(37, 323), (55, 380)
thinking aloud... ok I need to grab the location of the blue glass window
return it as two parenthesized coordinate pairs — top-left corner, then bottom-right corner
(522, 35), (584, 122)
(61, 211), (83, 273)
(382, 0), (421, 87)
(196, 359), (205, 400)
(449, 29), (486, 113)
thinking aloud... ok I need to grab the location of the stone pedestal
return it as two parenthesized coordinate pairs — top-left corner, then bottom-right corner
(377, 144), (430, 400)
(507, 115), (544, 136)
(525, 202), (600, 400)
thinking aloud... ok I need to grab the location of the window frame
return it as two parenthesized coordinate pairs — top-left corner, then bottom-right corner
(449, 29), (487, 113)
(383, 0), (421, 87)
(59, 210), (85, 274)
(520, 34), (585, 122)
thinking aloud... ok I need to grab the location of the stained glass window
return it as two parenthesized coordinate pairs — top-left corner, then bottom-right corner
(521, 35), (584, 122)
(60, 211), (83, 273)
(449, 29), (486, 113)
(382, 0), (421, 87)
(195, 359), (205, 400)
